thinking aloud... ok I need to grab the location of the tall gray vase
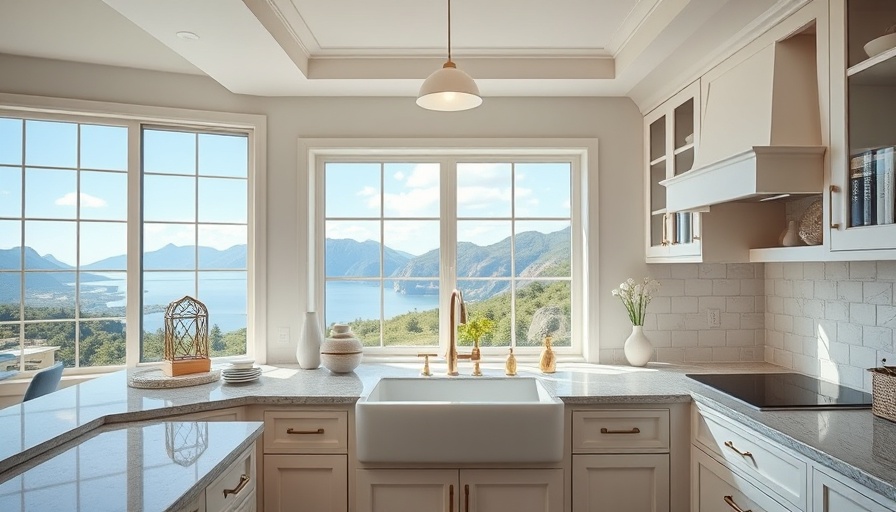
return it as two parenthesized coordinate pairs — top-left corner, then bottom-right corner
(297, 311), (322, 369)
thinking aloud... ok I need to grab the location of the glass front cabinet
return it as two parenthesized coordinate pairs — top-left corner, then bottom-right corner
(830, 0), (896, 254)
(644, 80), (702, 262)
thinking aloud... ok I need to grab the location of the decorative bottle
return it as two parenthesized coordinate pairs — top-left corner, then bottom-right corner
(296, 311), (322, 369)
(539, 335), (556, 374)
(505, 348), (518, 376)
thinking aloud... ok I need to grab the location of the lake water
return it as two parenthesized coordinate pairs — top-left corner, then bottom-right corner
(88, 271), (248, 332)
(85, 274), (440, 332)
(325, 281), (439, 325)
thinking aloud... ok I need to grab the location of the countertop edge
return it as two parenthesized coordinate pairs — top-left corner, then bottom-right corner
(691, 392), (896, 503)
(163, 421), (264, 512)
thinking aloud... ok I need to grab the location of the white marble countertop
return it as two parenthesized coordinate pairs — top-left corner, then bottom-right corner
(0, 420), (263, 512)
(0, 360), (895, 502)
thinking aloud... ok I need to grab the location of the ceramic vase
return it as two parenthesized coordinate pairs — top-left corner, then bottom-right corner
(321, 324), (363, 373)
(539, 335), (556, 374)
(781, 220), (800, 247)
(624, 326), (653, 367)
(296, 311), (322, 369)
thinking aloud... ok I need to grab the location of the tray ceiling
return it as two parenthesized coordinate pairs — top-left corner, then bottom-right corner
(0, 0), (807, 105)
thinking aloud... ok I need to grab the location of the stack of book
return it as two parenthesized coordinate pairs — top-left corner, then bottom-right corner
(850, 145), (896, 227)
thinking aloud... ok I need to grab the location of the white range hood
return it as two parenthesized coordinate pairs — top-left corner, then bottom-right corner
(662, 31), (826, 212)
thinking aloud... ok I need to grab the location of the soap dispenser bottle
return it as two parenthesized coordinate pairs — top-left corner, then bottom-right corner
(505, 348), (517, 376)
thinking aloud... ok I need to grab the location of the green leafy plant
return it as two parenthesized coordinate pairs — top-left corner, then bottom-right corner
(458, 315), (496, 344)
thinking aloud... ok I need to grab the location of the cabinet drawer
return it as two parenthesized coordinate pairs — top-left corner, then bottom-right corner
(693, 405), (807, 510)
(693, 445), (796, 512)
(263, 410), (348, 454)
(813, 467), (896, 512)
(572, 409), (670, 453)
(207, 445), (256, 512)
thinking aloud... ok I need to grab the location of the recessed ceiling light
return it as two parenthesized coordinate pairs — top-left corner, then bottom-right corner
(176, 31), (200, 41)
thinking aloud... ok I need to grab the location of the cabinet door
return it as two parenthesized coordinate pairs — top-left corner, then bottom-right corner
(462, 469), (563, 512)
(263, 454), (347, 512)
(645, 80), (702, 262)
(691, 446), (794, 512)
(829, 0), (896, 253)
(572, 454), (669, 512)
(356, 469), (456, 512)
(813, 467), (896, 512)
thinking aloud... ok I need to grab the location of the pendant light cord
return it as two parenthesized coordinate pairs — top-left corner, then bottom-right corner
(447, 0), (452, 63)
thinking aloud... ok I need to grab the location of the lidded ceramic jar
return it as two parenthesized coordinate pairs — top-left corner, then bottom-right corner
(320, 324), (363, 373)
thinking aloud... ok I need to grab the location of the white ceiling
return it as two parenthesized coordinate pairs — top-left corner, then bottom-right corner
(0, 0), (807, 106)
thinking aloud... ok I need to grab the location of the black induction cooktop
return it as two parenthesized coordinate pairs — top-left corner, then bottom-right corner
(686, 372), (873, 411)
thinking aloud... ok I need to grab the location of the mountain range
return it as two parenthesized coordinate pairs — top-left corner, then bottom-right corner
(0, 227), (569, 303)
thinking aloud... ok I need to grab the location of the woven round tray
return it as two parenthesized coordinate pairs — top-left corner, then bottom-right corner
(127, 367), (221, 389)
(798, 199), (823, 246)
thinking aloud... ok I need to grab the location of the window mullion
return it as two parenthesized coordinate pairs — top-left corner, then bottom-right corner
(125, 121), (142, 367)
(440, 157), (457, 353)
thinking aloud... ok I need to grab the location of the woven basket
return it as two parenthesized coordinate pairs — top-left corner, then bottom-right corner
(871, 369), (896, 423)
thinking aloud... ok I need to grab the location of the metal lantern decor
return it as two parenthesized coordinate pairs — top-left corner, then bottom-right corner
(162, 295), (211, 377)
(165, 421), (209, 467)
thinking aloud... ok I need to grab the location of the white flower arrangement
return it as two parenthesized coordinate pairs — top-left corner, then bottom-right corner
(611, 277), (660, 326)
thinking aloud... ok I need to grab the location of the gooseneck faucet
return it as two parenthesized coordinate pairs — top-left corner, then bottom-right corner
(446, 288), (467, 376)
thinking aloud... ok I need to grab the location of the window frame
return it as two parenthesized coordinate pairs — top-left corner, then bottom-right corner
(305, 139), (596, 358)
(0, 93), (267, 374)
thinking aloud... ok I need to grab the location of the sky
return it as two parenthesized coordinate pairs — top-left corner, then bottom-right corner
(325, 161), (572, 256)
(0, 119), (248, 267)
(0, 117), (573, 265)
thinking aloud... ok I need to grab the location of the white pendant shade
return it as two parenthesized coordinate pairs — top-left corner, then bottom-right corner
(417, 61), (482, 111)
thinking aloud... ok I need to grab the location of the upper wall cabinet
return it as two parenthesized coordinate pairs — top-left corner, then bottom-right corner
(829, 0), (896, 256)
(644, 80), (702, 263)
(643, 0), (855, 263)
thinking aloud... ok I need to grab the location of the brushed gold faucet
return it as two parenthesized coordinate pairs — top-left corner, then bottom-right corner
(447, 288), (468, 376)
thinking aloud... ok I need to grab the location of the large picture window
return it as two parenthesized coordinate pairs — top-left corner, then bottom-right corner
(317, 150), (581, 355)
(0, 100), (262, 374)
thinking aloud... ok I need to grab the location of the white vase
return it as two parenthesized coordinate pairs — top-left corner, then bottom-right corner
(781, 220), (800, 247)
(624, 326), (653, 367)
(297, 311), (322, 369)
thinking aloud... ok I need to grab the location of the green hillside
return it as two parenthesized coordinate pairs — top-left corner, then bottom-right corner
(349, 276), (570, 348)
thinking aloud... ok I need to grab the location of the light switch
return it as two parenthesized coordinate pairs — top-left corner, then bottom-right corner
(278, 327), (290, 343)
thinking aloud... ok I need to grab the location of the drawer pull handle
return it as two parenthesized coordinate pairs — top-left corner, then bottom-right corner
(223, 474), (250, 498)
(287, 427), (325, 435)
(600, 427), (641, 434)
(449, 484), (454, 512)
(724, 440), (754, 460)
(723, 495), (752, 512)
(464, 484), (470, 512)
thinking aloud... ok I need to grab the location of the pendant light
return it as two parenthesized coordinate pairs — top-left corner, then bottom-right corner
(416, 0), (482, 111)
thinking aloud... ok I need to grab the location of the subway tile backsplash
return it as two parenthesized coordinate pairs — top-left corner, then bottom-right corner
(634, 263), (766, 365)
(764, 261), (896, 392)
(608, 261), (896, 391)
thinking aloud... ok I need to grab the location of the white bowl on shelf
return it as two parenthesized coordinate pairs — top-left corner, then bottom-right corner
(864, 30), (896, 58)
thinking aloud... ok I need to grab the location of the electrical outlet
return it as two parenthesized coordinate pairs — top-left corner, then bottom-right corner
(278, 327), (290, 344)
(707, 309), (721, 328)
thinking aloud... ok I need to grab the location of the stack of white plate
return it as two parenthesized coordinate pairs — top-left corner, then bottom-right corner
(222, 359), (261, 383)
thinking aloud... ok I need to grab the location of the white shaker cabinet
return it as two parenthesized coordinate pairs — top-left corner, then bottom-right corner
(263, 454), (347, 512)
(260, 408), (349, 512)
(570, 404), (688, 512)
(692, 447), (795, 512)
(813, 467), (895, 512)
(356, 468), (563, 512)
